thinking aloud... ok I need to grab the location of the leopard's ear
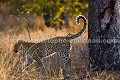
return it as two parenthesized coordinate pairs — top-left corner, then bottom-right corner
(16, 44), (24, 54)
(19, 43), (24, 50)
(18, 40), (25, 43)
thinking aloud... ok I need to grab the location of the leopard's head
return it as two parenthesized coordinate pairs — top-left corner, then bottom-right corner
(14, 40), (25, 53)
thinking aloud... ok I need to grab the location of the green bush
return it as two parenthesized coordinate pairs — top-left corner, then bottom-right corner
(10, 0), (88, 27)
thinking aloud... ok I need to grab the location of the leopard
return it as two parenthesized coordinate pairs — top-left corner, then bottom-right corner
(14, 40), (61, 77)
(14, 15), (87, 80)
(14, 40), (35, 69)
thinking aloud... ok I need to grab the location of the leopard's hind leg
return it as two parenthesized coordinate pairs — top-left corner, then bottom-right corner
(58, 50), (72, 80)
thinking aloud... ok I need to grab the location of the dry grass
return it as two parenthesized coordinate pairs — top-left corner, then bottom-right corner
(0, 27), (120, 80)
(0, 27), (87, 80)
(0, 6), (120, 80)
(0, 6), (120, 79)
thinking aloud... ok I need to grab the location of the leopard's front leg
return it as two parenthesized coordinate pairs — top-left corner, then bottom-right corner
(23, 51), (33, 69)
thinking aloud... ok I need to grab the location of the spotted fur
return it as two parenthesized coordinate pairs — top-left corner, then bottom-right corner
(14, 15), (87, 79)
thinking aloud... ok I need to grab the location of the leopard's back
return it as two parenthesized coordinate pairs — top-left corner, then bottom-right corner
(28, 37), (71, 59)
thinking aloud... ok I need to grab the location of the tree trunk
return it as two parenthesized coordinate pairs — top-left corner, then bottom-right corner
(59, 1), (69, 29)
(64, 1), (69, 27)
(89, 0), (120, 71)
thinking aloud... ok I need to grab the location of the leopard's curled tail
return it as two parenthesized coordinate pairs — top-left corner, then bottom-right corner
(66, 15), (87, 40)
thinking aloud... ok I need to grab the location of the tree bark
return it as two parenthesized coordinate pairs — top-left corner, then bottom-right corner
(64, 1), (69, 27)
(89, 0), (120, 70)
